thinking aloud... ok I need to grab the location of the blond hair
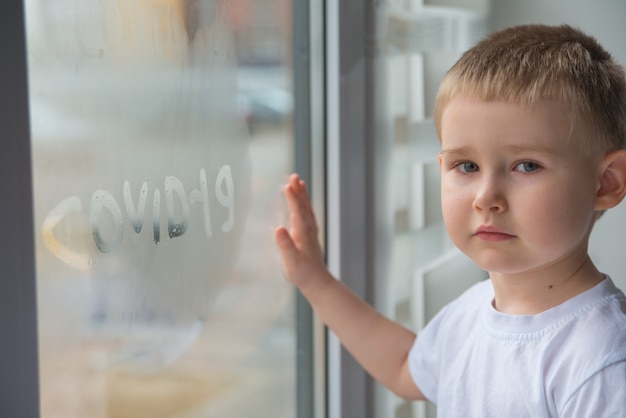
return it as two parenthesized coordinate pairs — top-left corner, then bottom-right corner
(434, 24), (626, 154)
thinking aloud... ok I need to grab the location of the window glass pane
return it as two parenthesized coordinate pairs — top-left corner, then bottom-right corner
(25, 1), (297, 417)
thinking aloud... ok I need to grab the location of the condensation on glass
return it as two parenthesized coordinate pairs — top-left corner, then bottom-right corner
(25, 1), (295, 416)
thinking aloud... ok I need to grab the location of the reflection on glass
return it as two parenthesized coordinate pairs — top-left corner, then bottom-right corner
(26, 0), (295, 416)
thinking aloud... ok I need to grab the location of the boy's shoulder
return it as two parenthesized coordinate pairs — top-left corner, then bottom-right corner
(544, 278), (626, 406)
(421, 279), (492, 337)
(553, 278), (626, 359)
(559, 277), (626, 338)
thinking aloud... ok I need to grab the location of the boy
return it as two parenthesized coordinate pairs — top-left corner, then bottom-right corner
(275, 24), (626, 416)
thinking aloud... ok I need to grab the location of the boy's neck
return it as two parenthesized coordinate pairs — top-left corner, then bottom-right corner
(488, 254), (605, 315)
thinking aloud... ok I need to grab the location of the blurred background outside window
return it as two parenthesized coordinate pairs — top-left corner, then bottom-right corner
(26, 0), (299, 416)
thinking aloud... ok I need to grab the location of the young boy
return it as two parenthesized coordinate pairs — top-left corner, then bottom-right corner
(275, 24), (626, 417)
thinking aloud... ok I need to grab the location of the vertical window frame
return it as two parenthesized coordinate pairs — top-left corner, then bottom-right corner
(0, 1), (41, 415)
(294, 1), (327, 417)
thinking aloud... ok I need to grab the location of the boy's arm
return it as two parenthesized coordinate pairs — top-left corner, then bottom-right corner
(274, 174), (425, 401)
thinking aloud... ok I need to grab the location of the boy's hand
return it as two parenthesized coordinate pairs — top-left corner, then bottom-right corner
(274, 174), (330, 290)
(274, 175), (423, 401)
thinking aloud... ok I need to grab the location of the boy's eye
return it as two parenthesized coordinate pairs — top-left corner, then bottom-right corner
(457, 162), (479, 173)
(515, 161), (541, 173)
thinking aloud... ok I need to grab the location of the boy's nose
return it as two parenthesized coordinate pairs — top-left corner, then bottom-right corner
(472, 175), (508, 213)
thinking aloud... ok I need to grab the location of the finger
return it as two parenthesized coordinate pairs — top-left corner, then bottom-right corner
(288, 177), (315, 217)
(289, 173), (301, 191)
(285, 184), (318, 237)
(288, 174), (310, 200)
(274, 226), (299, 260)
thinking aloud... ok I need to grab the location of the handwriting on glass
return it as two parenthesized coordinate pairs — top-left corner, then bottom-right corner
(42, 165), (234, 270)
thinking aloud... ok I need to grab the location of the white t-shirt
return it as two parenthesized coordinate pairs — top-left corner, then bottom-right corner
(408, 276), (626, 418)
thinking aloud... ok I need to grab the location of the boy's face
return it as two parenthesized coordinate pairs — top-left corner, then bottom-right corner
(439, 96), (601, 276)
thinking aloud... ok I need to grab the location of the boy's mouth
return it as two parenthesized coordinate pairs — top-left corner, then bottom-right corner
(474, 225), (516, 242)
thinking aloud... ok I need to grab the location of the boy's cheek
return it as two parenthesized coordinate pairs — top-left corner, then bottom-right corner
(441, 194), (466, 224)
(442, 184), (475, 216)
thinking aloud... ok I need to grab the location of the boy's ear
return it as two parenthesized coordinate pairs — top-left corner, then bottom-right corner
(595, 149), (626, 210)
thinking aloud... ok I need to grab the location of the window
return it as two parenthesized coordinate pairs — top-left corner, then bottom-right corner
(19, 0), (317, 416)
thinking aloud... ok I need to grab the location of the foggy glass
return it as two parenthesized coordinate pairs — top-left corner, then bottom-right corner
(26, 0), (296, 416)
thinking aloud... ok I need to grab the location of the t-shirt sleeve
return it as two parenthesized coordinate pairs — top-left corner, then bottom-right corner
(407, 280), (490, 404)
(407, 303), (453, 403)
(559, 360), (626, 417)
(408, 330), (439, 402)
